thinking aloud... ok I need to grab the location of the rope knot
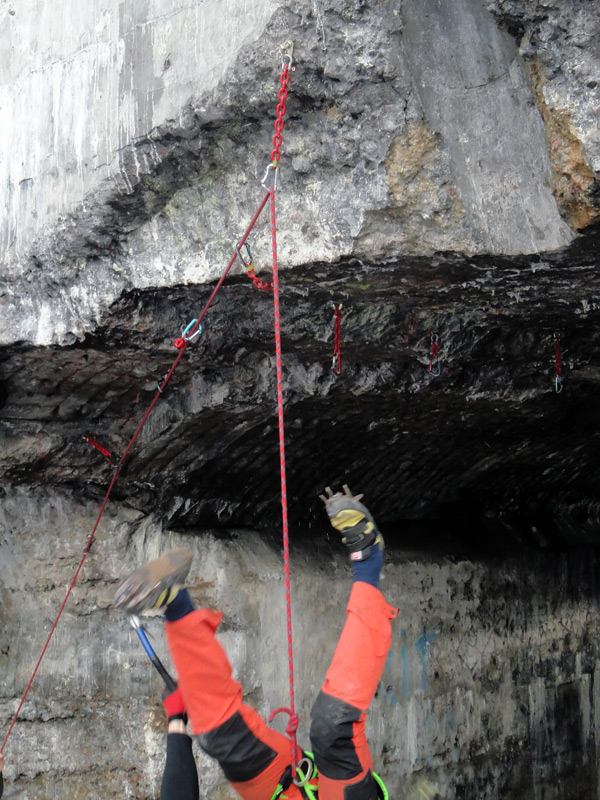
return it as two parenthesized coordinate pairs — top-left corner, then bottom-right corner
(268, 707), (299, 739)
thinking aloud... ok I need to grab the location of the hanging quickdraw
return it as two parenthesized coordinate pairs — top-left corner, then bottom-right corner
(174, 318), (202, 350)
(332, 304), (342, 375)
(236, 242), (272, 291)
(83, 436), (120, 467)
(553, 333), (563, 393)
(429, 334), (441, 376)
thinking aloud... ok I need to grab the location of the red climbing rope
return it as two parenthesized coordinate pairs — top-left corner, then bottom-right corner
(269, 706), (299, 745)
(429, 334), (441, 376)
(1, 466), (120, 754)
(2, 48), (296, 764)
(1, 190), (272, 755)
(265, 44), (299, 773)
(332, 304), (342, 375)
(269, 184), (298, 772)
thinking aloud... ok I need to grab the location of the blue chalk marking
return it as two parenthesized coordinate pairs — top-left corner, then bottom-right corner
(415, 630), (439, 692)
(384, 650), (398, 707)
(401, 630), (409, 697)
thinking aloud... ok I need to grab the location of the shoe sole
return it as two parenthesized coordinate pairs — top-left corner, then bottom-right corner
(113, 548), (192, 614)
(323, 494), (384, 557)
(325, 497), (376, 531)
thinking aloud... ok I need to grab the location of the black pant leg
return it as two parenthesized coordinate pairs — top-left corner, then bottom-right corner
(160, 732), (199, 800)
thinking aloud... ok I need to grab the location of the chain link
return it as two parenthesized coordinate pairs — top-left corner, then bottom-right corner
(271, 65), (290, 165)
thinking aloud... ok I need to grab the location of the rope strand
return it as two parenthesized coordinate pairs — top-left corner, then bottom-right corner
(1, 191), (272, 753)
(2, 55), (295, 763)
(270, 186), (298, 772)
(266, 53), (298, 773)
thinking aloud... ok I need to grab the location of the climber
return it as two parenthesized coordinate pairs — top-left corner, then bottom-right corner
(0, 751), (5, 798)
(114, 486), (397, 800)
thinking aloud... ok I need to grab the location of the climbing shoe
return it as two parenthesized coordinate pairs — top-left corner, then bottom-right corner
(113, 548), (193, 614)
(320, 485), (384, 562)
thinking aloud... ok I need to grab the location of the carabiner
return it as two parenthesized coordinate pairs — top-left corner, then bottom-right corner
(181, 319), (202, 341)
(280, 40), (294, 70)
(236, 243), (253, 270)
(262, 162), (279, 190)
(173, 320), (202, 350)
(293, 756), (315, 787)
(555, 375), (563, 394)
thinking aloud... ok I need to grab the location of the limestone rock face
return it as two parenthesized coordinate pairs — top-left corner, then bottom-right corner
(3, 0), (598, 347)
(3, 490), (600, 800)
(2, 1), (600, 798)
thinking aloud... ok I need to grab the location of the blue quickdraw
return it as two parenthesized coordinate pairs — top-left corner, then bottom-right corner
(182, 318), (202, 341)
(174, 319), (202, 350)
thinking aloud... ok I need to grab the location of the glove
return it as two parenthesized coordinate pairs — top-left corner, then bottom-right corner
(162, 685), (188, 724)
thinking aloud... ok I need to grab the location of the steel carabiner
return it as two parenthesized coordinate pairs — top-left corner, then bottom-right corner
(236, 242), (253, 270)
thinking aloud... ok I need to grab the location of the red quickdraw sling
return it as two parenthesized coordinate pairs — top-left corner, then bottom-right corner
(83, 436), (119, 466)
(553, 333), (563, 393)
(332, 304), (342, 375)
(429, 334), (441, 376)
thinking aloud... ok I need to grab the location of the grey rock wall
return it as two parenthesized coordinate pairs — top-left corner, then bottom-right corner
(400, 0), (572, 254)
(2, 0), (598, 345)
(1, 0), (276, 271)
(2, 487), (600, 799)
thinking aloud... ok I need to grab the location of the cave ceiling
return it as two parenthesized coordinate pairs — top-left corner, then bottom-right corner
(3, 225), (600, 553)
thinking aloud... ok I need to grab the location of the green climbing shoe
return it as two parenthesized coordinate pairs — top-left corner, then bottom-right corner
(320, 485), (384, 562)
(113, 548), (193, 614)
